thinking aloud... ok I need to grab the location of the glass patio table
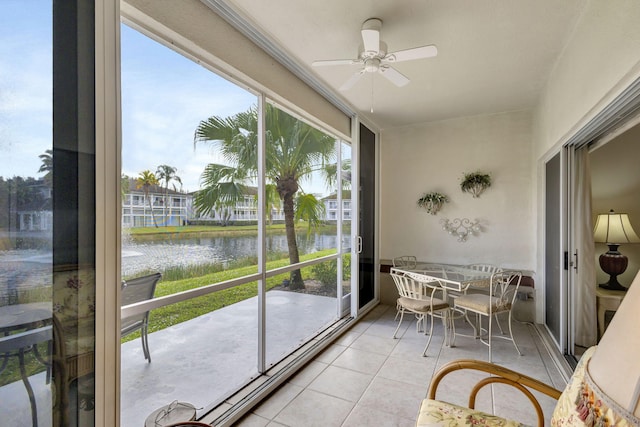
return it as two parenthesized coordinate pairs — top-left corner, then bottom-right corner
(390, 263), (493, 293)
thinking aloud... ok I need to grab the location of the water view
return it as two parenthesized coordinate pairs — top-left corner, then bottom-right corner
(0, 231), (348, 296)
(121, 231), (348, 277)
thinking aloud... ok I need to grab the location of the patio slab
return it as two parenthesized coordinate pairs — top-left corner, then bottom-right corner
(121, 290), (337, 427)
(0, 290), (338, 427)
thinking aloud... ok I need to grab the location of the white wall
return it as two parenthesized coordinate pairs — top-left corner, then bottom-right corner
(380, 110), (534, 271)
(533, 0), (640, 158)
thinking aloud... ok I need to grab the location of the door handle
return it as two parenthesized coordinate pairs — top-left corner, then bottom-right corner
(356, 236), (363, 254)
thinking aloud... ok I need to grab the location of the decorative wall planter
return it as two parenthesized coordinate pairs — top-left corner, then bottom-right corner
(460, 171), (491, 198)
(417, 192), (449, 215)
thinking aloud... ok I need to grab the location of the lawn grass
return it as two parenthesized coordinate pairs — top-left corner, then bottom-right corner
(127, 223), (337, 239)
(124, 249), (336, 341)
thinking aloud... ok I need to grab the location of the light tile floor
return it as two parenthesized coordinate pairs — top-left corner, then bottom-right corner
(236, 304), (566, 427)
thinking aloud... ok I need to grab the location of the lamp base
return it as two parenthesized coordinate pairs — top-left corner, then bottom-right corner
(598, 280), (627, 291)
(599, 245), (628, 291)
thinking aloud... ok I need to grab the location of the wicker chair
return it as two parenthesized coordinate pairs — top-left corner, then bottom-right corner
(417, 270), (640, 426)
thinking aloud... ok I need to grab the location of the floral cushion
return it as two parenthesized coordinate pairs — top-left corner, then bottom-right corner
(53, 266), (96, 356)
(551, 346), (639, 426)
(416, 398), (524, 427)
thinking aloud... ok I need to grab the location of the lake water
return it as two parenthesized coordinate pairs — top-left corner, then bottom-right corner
(122, 232), (348, 276)
(0, 231), (349, 296)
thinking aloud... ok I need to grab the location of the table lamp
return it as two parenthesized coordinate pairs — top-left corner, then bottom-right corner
(593, 209), (640, 291)
(588, 269), (640, 421)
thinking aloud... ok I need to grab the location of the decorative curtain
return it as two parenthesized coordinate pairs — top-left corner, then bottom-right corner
(574, 147), (597, 347)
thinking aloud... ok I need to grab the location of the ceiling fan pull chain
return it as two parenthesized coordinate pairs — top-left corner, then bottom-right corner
(371, 73), (375, 113)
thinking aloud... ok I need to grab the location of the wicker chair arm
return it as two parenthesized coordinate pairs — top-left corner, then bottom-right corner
(427, 359), (562, 427)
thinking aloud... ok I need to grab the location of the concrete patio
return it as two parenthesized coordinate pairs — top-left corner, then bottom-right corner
(0, 290), (338, 427)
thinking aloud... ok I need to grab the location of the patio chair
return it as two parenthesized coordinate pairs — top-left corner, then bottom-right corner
(417, 269), (640, 427)
(391, 271), (452, 356)
(392, 256), (418, 319)
(121, 272), (161, 363)
(464, 264), (506, 333)
(453, 270), (522, 362)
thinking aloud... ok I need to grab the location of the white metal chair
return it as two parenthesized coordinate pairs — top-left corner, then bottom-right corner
(390, 271), (452, 356)
(392, 256), (418, 320)
(453, 270), (522, 361)
(465, 264), (505, 333)
(392, 256), (417, 269)
(466, 263), (502, 274)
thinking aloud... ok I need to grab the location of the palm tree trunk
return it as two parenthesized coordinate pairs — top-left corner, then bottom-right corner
(164, 188), (168, 226)
(147, 196), (159, 228)
(283, 193), (303, 289)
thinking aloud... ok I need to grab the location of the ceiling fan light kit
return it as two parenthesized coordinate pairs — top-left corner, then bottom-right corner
(312, 17), (438, 92)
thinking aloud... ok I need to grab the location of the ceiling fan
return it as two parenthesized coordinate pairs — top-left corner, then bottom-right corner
(312, 18), (438, 91)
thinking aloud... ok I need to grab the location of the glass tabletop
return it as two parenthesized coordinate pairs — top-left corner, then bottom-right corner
(391, 263), (493, 290)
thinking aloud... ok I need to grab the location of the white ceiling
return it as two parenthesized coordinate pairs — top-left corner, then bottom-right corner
(222, 0), (587, 130)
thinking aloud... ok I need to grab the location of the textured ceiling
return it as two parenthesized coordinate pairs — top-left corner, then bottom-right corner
(223, 0), (586, 130)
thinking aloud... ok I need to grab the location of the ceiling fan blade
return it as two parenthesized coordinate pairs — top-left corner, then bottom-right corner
(379, 65), (410, 87)
(361, 18), (382, 55)
(340, 70), (365, 91)
(312, 59), (359, 67)
(385, 44), (438, 62)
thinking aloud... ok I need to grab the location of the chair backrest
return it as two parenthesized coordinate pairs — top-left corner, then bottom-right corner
(391, 272), (427, 300)
(121, 272), (161, 331)
(467, 264), (502, 274)
(393, 255), (417, 269)
(490, 270), (522, 308)
(403, 271), (444, 299)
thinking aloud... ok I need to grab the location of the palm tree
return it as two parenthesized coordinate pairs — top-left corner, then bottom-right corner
(295, 193), (326, 236)
(136, 170), (160, 228)
(264, 183), (281, 226)
(155, 165), (182, 226)
(38, 149), (53, 188)
(194, 104), (336, 289)
(194, 163), (249, 226)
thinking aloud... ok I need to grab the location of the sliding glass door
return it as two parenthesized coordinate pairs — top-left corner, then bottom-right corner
(1, 1), (100, 425)
(357, 124), (376, 309)
(119, 22), (354, 424)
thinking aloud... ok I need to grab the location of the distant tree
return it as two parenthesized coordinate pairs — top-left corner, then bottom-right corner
(136, 170), (160, 228)
(155, 165), (182, 226)
(121, 174), (131, 203)
(38, 149), (53, 188)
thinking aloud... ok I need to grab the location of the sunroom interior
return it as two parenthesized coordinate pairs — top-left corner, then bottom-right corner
(3, 0), (640, 426)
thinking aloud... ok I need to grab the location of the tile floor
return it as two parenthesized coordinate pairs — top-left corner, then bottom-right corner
(235, 304), (566, 427)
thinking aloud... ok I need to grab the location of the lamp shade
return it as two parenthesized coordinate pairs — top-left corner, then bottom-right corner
(593, 210), (640, 244)
(589, 269), (640, 418)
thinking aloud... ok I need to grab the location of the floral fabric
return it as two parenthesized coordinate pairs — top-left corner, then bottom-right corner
(53, 266), (96, 356)
(416, 398), (524, 427)
(552, 346), (639, 427)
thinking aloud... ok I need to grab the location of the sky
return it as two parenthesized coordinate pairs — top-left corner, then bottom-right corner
(1, 3), (341, 195)
(0, 3), (52, 180)
(0, 3), (255, 193)
(120, 24), (257, 192)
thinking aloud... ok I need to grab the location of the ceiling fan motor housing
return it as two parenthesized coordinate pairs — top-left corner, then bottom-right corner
(364, 57), (381, 73)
